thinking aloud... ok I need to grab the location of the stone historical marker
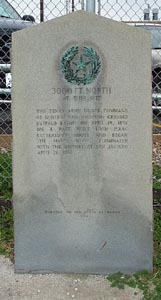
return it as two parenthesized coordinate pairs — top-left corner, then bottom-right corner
(12, 11), (153, 274)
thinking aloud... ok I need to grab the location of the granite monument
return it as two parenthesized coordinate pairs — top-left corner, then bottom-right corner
(12, 11), (153, 274)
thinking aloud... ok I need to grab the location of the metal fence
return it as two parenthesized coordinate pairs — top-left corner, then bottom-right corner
(0, 0), (161, 190)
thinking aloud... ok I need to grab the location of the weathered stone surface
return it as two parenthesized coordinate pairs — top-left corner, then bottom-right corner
(12, 11), (152, 274)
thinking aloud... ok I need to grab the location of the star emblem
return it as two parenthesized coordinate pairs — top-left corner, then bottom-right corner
(72, 54), (90, 73)
(61, 46), (101, 85)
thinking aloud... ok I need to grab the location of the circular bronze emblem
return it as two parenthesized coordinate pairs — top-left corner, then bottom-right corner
(61, 46), (101, 85)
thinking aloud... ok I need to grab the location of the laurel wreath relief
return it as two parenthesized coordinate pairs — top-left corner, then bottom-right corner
(61, 46), (101, 85)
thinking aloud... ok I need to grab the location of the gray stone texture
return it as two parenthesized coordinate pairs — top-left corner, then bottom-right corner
(12, 11), (153, 274)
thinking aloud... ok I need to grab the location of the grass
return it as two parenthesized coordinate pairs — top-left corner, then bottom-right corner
(0, 150), (13, 259)
(0, 208), (13, 259)
(0, 152), (161, 299)
(0, 150), (12, 200)
(153, 165), (161, 190)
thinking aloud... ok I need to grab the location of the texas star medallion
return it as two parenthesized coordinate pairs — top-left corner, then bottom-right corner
(61, 46), (101, 85)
